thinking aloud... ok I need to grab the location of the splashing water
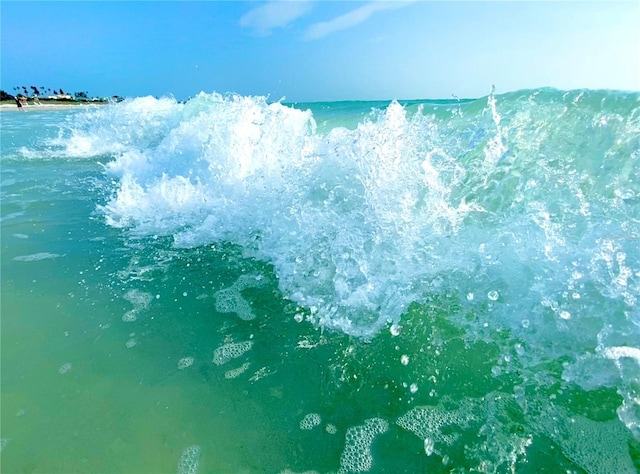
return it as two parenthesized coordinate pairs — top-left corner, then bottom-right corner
(4, 89), (638, 472)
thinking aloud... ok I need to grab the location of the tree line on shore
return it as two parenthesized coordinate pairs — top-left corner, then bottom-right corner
(0, 85), (121, 102)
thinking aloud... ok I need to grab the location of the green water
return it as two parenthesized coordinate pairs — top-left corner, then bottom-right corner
(1, 96), (639, 473)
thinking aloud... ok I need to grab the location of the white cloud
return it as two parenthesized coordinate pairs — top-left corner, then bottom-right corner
(240, 1), (314, 36)
(304, 1), (414, 40)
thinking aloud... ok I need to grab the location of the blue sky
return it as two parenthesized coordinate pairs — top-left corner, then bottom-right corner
(1, 1), (638, 101)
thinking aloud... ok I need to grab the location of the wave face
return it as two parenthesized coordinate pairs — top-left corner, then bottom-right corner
(65, 89), (639, 438)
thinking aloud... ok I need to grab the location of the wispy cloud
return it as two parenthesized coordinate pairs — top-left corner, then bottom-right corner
(240, 1), (314, 36)
(304, 1), (414, 41)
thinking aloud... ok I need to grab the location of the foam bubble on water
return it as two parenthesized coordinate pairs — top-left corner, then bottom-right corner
(399, 395), (537, 471)
(58, 363), (72, 374)
(214, 287), (254, 320)
(12, 233), (29, 239)
(536, 405), (635, 474)
(338, 417), (388, 473)
(177, 445), (201, 474)
(224, 362), (251, 379)
(325, 423), (338, 434)
(397, 401), (476, 452)
(121, 289), (153, 322)
(212, 341), (253, 366)
(214, 274), (267, 321)
(13, 252), (61, 262)
(125, 337), (137, 348)
(124, 289), (153, 309)
(178, 357), (194, 370)
(299, 413), (322, 430)
(0, 438), (9, 452)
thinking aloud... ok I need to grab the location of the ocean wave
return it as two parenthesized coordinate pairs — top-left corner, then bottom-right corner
(76, 88), (640, 436)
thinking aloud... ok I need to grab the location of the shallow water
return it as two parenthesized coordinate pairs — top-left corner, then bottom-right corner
(1, 91), (639, 473)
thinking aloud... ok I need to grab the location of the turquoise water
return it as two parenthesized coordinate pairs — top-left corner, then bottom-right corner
(1, 89), (639, 473)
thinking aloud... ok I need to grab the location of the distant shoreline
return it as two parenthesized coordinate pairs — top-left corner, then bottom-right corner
(0, 99), (109, 111)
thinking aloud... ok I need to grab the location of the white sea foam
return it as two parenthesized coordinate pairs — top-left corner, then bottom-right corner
(224, 362), (251, 379)
(177, 445), (201, 474)
(79, 93), (637, 342)
(93, 94), (485, 336)
(339, 417), (388, 473)
(299, 413), (321, 430)
(212, 341), (253, 366)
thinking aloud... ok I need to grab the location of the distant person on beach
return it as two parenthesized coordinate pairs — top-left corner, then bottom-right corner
(15, 95), (23, 109)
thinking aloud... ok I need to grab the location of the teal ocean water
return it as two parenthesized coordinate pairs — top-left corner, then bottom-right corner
(1, 89), (639, 473)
